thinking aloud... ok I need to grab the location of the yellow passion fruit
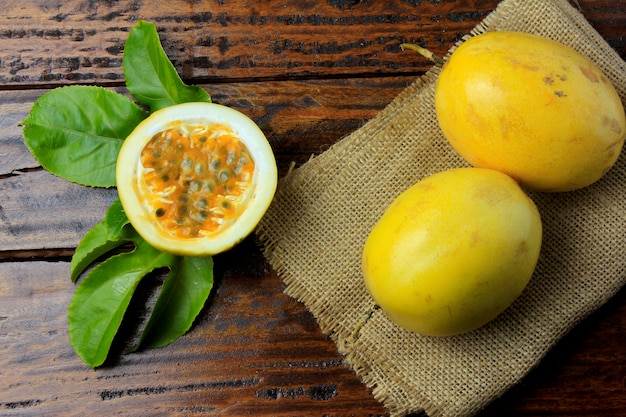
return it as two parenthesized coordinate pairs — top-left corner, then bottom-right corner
(117, 102), (277, 256)
(435, 31), (626, 192)
(362, 168), (542, 336)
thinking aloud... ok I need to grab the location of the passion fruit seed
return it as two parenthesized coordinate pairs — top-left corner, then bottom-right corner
(139, 123), (255, 239)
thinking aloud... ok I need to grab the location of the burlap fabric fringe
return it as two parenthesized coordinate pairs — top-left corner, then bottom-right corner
(256, 0), (626, 416)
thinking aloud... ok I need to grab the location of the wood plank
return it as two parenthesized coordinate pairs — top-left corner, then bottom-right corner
(0, 170), (118, 251)
(1, 2), (625, 416)
(0, 90), (42, 176)
(1, 231), (624, 416)
(1, 0), (624, 87)
(0, 0), (482, 85)
(0, 76), (408, 252)
(481, 284), (626, 416)
(0, 257), (388, 416)
(2, 77), (408, 175)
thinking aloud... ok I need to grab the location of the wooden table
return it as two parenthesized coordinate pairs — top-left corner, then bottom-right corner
(1, 1), (625, 416)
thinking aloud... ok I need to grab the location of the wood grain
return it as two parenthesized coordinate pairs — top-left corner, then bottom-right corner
(1, 1), (625, 416)
(481, 284), (626, 416)
(0, 77), (407, 252)
(0, 256), (388, 416)
(1, 0), (624, 87)
(2, 228), (624, 416)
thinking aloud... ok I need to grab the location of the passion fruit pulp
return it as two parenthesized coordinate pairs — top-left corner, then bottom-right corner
(116, 102), (277, 256)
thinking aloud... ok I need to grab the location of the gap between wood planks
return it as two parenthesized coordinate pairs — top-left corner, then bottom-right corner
(0, 69), (429, 93)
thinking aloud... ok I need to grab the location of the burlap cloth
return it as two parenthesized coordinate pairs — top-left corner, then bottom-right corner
(256, 0), (626, 416)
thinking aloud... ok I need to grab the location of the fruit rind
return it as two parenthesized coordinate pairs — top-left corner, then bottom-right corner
(362, 168), (542, 336)
(116, 102), (277, 256)
(435, 31), (626, 192)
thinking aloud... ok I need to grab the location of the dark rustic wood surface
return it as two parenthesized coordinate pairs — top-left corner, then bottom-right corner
(1, 1), (625, 416)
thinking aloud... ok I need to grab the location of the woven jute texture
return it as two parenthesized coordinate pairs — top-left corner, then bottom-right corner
(256, 0), (626, 416)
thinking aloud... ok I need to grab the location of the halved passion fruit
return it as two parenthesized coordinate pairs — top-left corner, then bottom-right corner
(116, 102), (277, 256)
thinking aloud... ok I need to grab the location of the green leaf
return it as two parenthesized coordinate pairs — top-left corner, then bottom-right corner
(137, 256), (214, 350)
(21, 86), (148, 187)
(24, 19), (218, 369)
(68, 198), (215, 367)
(123, 20), (211, 112)
(68, 233), (178, 368)
(70, 198), (131, 282)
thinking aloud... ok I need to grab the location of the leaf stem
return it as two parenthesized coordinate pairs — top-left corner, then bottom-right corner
(400, 43), (445, 66)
